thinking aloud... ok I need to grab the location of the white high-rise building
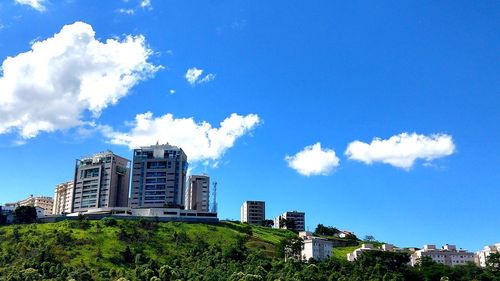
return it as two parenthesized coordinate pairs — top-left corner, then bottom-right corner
(130, 144), (188, 209)
(73, 151), (130, 213)
(240, 201), (265, 225)
(274, 211), (305, 232)
(53, 181), (74, 215)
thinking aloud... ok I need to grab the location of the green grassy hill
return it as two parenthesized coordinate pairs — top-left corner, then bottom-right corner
(0, 219), (495, 281)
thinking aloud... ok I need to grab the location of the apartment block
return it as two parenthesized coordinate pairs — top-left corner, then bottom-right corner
(299, 231), (334, 261)
(475, 243), (500, 267)
(410, 244), (474, 267)
(240, 201), (265, 225)
(274, 211), (305, 232)
(130, 144), (188, 209)
(72, 151), (130, 213)
(186, 175), (210, 212)
(12, 195), (54, 215)
(52, 181), (74, 215)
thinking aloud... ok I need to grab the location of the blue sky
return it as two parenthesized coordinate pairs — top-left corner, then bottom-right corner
(0, 0), (498, 251)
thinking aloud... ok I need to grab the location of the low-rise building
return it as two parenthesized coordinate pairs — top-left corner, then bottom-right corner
(274, 211), (305, 232)
(53, 181), (75, 215)
(475, 243), (500, 267)
(347, 243), (399, 261)
(240, 201), (265, 225)
(11, 195), (54, 215)
(299, 231), (333, 261)
(410, 244), (474, 267)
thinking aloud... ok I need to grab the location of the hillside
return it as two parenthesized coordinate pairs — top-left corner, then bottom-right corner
(0, 219), (497, 281)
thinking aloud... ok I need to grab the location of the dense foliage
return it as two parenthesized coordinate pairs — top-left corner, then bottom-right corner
(0, 219), (498, 281)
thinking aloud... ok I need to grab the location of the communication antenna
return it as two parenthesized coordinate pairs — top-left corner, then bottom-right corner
(212, 181), (218, 213)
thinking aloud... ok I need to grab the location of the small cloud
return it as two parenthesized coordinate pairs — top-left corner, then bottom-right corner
(15, 0), (46, 12)
(117, 8), (135, 15)
(345, 132), (455, 170)
(140, 0), (152, 10)
(169, 89), (176, 95)
(285, 143), (340, 176)
(185, 67), (215, 86)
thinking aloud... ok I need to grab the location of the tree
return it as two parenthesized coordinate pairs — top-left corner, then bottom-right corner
(364, 235), (376, 242)
(486, 252), (500, 273)
(314, 224), (340, 236)
(122, 246), (134, 263)
(0, 213), (7, 225)
(278, 236), (304, 261)
(261, 219), (274, 227)
(14, 206), (37, 224)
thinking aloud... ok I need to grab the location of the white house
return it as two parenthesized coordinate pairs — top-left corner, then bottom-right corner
(299, 231), (333, 261)
(475, 243), (500, 267)
(410, 244), (474, 267)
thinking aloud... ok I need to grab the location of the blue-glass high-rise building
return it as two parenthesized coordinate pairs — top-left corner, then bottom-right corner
(130, 143), (188, 208)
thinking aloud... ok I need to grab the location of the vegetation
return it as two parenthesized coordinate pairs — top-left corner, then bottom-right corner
(0, 219), (498, 281)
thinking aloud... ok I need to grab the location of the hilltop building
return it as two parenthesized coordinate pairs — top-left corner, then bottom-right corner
(410, 244), (474, 267)
(186, 175), (210, 212)
(274, 211), (305, 232)
(8, 195), (54, 215)
(299, 231), (333, 261)
(240, 201), (265, 225)
(347, 243), (399, 261)
(130, 144), (188, 209)
(72, 151), (130, 213)
(52, 181), (74, 215)
(475, 243), (500, 267)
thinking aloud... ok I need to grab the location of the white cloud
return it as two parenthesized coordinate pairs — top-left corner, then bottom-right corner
(169, 89), (176, 94)
(285, 143), (340, 176)
(15, 0), (46, 12)
(185, 67), (215, 86)
(118, 8), (135, 15)
(345, 132), (455, 170)
(0, 21), (160, 139)
(101, 112), (261, 164)
(140, 0), (152, 10)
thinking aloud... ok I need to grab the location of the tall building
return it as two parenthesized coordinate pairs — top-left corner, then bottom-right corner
(240, 201), (265, 225)
(186, 175), (210, 212)
(72, 151), (130, 213)
(274, 211), (305, 232)
(14, 195), (54, 215)
(52, 181), (74, 215)
(475, 243), (500, 267)
(410, 244), (474, 267)
(130, 144), (188, 209)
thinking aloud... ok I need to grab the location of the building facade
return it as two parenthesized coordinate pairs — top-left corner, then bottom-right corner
(299, 231), (334, 261)
(240, 201), (265, 225)
(186, 175), (210, 212)
(52, 181), (74, 215)
(410, 244), (474, 267)
(13, 195), (54, 215)
(475, 243), (500, 267)
(274, 211), (305, 232)
(72, 151), (130, 213)
(347, 243), (398, 261)
(130, 144), (188, 209)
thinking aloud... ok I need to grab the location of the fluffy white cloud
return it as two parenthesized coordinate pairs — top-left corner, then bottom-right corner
(15, 0), (46, 12)
(285, 143), (340, 176)
(185, 67), (215, 86)
(345, 132), (455, 169)
(101, 112), (261, 164)
(0, 21), (160, 139)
